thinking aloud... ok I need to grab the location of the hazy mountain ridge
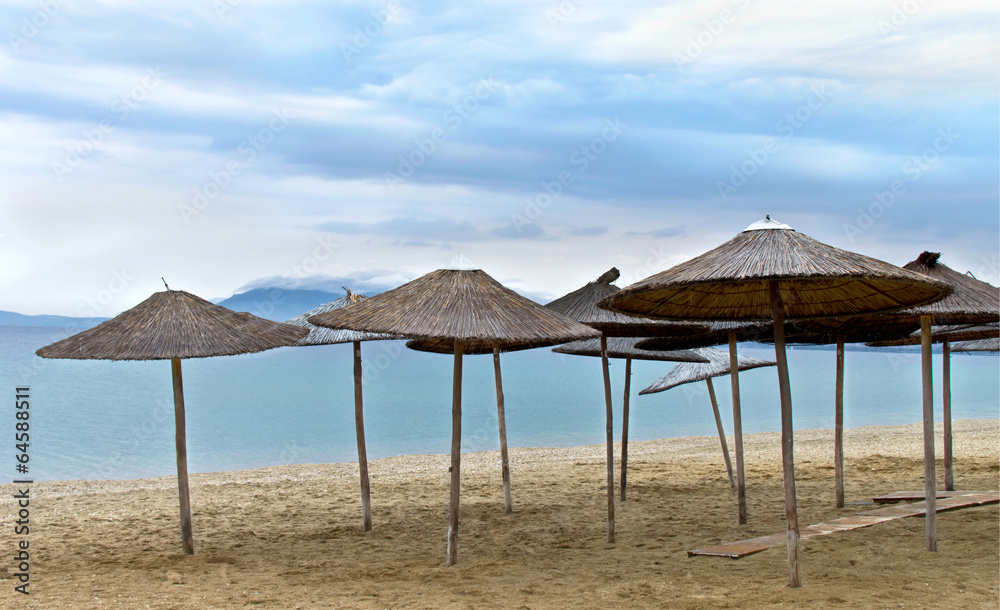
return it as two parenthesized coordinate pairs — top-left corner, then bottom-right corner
(0, 310), (108, 329)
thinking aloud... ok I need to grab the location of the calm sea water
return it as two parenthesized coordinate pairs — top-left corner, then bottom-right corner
(4, 325), (998, 482)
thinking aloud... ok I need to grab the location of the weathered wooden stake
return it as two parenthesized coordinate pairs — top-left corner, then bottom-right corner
(942, 340), (954, 492)
(921, 315), (937, 552)
(353, 341), (373, 532)
(620, 357), (631, 502)
(446, 339), (464, 566)
(728, 330), (748, 525)
(171, 358), (195, 555)
(770, 280), (800, 588)
(705, 378), (735, 488)
(835, 336), (845, 508)
(493, 344), (512, 514)
(600, 333), (615, 543)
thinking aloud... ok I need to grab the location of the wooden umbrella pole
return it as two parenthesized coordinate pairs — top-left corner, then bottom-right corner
(493, 344), (512, 514)
(770, 281), (800, 588)
(728, 330), (748, 525)
(705, 378), (735, 488)
(170, 358), (195, 555)
(921, 315), (937, 552)
(942, 340), (954, 491)
(446, 339), (464, 566)
(600, 333), (615, 543)
(353, 341), (373, 532)
(835, 336), (845, 508)
(620, 358), (631, 502)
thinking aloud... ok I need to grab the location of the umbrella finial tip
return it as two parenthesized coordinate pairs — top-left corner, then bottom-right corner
(744, 216), (794, 232)
(162, 277), (170, 291)
(445, 253), (479, 271)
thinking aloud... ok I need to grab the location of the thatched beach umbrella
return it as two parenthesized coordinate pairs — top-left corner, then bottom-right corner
(308, 255), (599, 566)
(801, 251), (997, 537)
(544, 268), (708, 540)
(36, 287), (308, 554)
(600, 217), (950, 587)
(638, 347), (776, 487)
(283, 287), (401, 532)
(551, 336), (708, 501)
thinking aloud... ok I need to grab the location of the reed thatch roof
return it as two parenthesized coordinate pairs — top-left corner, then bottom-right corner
(545, 268), (709, 337)
(798, 251), (999, 338)
(865, 324), (1000, 348)
(599, 218), (952, 321)
(638, 347), (776, 395)
(551, 336), (709, 363)
(951, 336), (1000, 353)
(308, 264), (600, 348)
(633, 321), (774, 351)
(36, 289), (308, 361)
(404, 337), (548, 355)
(283, 287), (401, 346)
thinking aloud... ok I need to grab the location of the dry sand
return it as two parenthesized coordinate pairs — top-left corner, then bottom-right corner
(2, 419), (998, 609)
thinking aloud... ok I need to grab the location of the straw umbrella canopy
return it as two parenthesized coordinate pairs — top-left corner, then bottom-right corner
(544, 268), (708, 541)
(952, 336), (1000, 352)
(551, 337), (708, 502)
(600, 217), (951, 587)
(283, 287), (401, 532)
(951, 335), (1000, 353)
(308, 255), (599, 566)
(638, 347), (776, 487)
(801, 252), (998, 502)
(36, 287), (308, 554)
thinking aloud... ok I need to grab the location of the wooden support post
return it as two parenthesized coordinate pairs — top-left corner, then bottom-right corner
(353, 341), (373, 532)
(493, 344), (512, 514)
(942, 340), (954, 492)
(171, 358), (195, 555)
(770, 280), (800, 588)
(921, 315), (937, 552)
(705, 378), (735, 488)
(446, 339), (464, 566)
(835, 336), (845, 508)
(728, 330), (748, 525)
(600, 333), (615, 543)
(620, 358), (631, 502)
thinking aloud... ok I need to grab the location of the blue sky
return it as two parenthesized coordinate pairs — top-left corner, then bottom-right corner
(1, 0), (997, 316)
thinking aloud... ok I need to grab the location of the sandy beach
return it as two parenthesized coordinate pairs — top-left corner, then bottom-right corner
(2, 419), (997, 609)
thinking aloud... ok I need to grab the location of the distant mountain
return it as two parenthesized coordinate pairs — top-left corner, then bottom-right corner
(0, 310), (108, 329)
(215, 288), (347, 321)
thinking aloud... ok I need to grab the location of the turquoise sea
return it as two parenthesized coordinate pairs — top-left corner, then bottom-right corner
(4, 325), (998, 482)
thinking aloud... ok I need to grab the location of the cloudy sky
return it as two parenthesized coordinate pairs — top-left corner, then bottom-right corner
(1, 0), (997, 316)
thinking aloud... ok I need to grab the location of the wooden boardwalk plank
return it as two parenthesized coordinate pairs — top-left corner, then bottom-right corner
(689, 491), (998, 559)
